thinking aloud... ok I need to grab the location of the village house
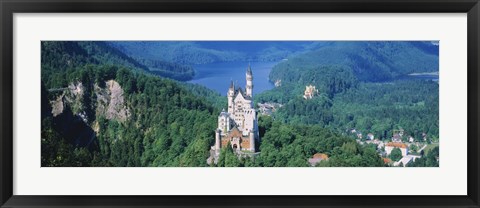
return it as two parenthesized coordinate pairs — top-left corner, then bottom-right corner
(392, 133), (402, 142)
(308, 153), (329, 166)
(375, 139), (385, 149)
(365, 139), (384, 150)
(408, 136), (415, 143)
(356, 132), (363, 139)
(367, 133), (374, 140)
(382, 157), (392, 165)
(257, 102), (282, 116)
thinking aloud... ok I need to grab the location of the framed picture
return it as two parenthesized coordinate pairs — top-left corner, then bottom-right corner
(1, 0), (479, 207)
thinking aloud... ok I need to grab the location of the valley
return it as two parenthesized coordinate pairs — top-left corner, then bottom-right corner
(41, 41), (440, 167)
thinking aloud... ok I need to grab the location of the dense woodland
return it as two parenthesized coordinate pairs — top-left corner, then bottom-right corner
(41, 41), (439, 167)
(42, 41), (196, 85)
(41, 64), (379, 167)
(256, 42), (439, 141)
(256, 79), (439, 141)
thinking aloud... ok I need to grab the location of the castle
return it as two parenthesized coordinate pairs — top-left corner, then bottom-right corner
(208, 65), (260, 164)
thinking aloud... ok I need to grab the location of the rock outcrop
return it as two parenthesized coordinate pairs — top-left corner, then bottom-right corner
(50, 82), (84, 118)
(50, 80), (130, 123)
(95, 80), (130, 122)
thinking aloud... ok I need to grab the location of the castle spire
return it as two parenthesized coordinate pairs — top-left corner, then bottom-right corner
(247, 63), (252, 76)
(229, 80), (234, 89)
(246, 64), (253, 97)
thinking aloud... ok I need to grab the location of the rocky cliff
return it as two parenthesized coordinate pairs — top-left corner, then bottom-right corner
(50, 80), (130, 123)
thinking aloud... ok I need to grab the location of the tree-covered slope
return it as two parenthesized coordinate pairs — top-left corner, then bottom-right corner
(42, 41), (196, 82)
(41, 64), (220, 167)
(41, 41), (148, 88)
(41, 41), (439, 167)
(255, 41), (439, 141)
(210, 116), (385, 167)
(269, 41), (439, 83)
(330, 80), (439, 140)
(41, 41), (390, 167)
(41, 41), (222, 167)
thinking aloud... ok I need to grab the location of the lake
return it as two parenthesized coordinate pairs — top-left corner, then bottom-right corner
(188, 61), (278, 96)
(189, 62), (439, 96)
(404, 73), (439, 82)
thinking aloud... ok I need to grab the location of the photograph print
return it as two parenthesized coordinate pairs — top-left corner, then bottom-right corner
(41, 41), (439, 167)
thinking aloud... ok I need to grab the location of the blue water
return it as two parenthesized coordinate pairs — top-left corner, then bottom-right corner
(188, 61), (277, 96)
(403, 74), (439, 82)
(410, 75), (438, 82)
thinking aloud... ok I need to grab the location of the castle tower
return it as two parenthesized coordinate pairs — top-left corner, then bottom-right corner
(215, 129), (221, 155)
(246, 64), (253, 97)
(249, 130), (255, 152)
(227, 80), (235, 114)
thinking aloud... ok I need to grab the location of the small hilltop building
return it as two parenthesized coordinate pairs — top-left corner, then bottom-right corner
(303, 85), (318, 100)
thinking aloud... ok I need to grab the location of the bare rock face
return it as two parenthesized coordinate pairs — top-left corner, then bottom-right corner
(50, 95), (65, 117)
(69, 82), (84, 97)
(50, 80), (130, 123)
(50, 82), (84, 117)
(66, 82), (84, 111)
(95, 80), (130, 122)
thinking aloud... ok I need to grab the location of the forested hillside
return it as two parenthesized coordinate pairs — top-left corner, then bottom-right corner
(41, 41), (221, 166)
(42, 41), (196, 82)
(216, 116), (384, 167)
(41, 64), (381, 167)
(252, 116), (384, 167)
(330, 80), (439, 140)
(269, 41), (439, 82)
(42, 63), (221, 166)
(41, 41), (389, 167)
(255, 41), (439, 141)
(41, 41), (439, 167)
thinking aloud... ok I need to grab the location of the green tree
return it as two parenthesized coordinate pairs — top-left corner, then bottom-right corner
(390, 148), (403, 161)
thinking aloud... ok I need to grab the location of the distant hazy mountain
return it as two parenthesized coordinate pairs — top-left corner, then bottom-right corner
(269, 41), (439, 83)
(107, 41), (318, 65)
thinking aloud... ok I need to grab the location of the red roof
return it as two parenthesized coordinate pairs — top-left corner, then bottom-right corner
(312, 153), (329, 160)
(386, 142), (408, 149)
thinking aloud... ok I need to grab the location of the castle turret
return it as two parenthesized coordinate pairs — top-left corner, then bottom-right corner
(215, 129), (221, 155)
(227, 80), (235, 114)
(249, 130), (255, 152)
(246, 64), (253, 97)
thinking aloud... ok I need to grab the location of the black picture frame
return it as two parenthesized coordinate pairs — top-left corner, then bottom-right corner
(1, 0), (479, 207)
